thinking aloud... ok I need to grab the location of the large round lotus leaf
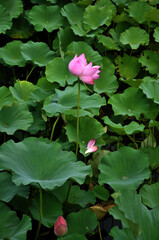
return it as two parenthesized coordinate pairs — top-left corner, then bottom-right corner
(110, 190), (159, 240)
(110, 226), (136, 240)
(92, 185), (110, 201)
(45, 57), (77, 86)
(139, 50), (159, 74)
(128, 1), (149, 24)
(68, 185), (96, 207)
(140, 182), (159, 208)
(103, 116), (145, 135)
(0, 104), (33, 135)
(66, 209), (97, 235)
(61, 3), (84, 25)
(0, 86), (14, 110)
(63, 234), (87, 240)
(108, 87), (150, 119)
(9, 80), (38, 106)
(120, 27), (149, 49)
(0, 0), (23, 19)
(27, 109), (46, 135)
(0, 5), (12, 34)
(141, 147), (159, 170)
(0, 137), (91, 189)
(0, 172), (29, 202)
(67, 41), (102, 64)
(28, 5), (63, 32)
(21, 41), (54, 67)
(29, 191), (62, 228)
(83, 5), (112, 30)
(115, 54), (140, 79)
(139, 80), (159, 104)
(43, 84), (105, 117)
(98, 147), (150, 191)
(98, 35), (120, 51)
(65, 116), (105, 155)
(94, 57), (118, 95)
(154, 27), (159, 42)
(0, 41), (26, 67)
(0, 202), (31, 239)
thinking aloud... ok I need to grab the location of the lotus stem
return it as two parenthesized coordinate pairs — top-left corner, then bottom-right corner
(98, 221), (102, 240)
(35, 186), (43, 240)
(50, 114), (60, 142)
(126, 134), (138, 149)
(26, 65), (35, 81)
(75, 79), (80, 156)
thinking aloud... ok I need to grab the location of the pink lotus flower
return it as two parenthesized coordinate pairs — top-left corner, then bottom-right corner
(68, 53), (101, 85)
(85, 139), (98, 154)
(54, 216), (68, 237)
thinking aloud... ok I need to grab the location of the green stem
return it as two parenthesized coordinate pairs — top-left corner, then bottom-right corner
(127, 134), (138, 149)
(75, 80), (80, 156)
(26, 66), (35, 81)
(35, 186), (43, 240)
(82, 82), (93, 93)
(98, 222), (102, 240)
(50, 115), (60, 142)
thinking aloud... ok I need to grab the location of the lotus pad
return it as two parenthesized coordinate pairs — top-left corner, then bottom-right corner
(120, 27), (149, 49)
(0, 137), (91, 189)
(139, 50), (159, 74)
(98, 147), (150, 191)
(108, 87), (150, 119)
(0, 4), (12, 34)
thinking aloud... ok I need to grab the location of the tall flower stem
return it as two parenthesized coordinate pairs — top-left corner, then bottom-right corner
(98, 222), (102, 240)
(76, 79), (80, 156)
(35, 186), (43, 240)
(50, 115), (60, 142)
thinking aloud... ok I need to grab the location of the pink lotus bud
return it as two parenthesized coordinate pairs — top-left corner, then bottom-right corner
(68, 53), (101, 85)
(54, 216), (68, 237)
(85, 139), (98, 154)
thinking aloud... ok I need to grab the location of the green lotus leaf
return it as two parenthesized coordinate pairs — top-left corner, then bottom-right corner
(67, 41), (102, 65)
(103, 116), (145, 135)
(43, 84), (105, 117)
(68, 185), (96, 207)
(141, 147), (159, 170)
(98, 147), (150, 191)
(63, 234), (87, 240)
(140, 182), (159, 208)
(120, 27), (149, 49)
(112, 0), (132, 5)
(9, 80), (38, 106)
(154, 27), (159, 42)
(145, 6), (159, 23)
(96, 0), (117, 14)
(92, 185), (110, 201)
(98, 35), (120, 51)
(139, 80), (159, 104)
(21, 41), (54, 67)
(0, 86), (14, 110)
(28, 5), (63, 32)
(0, 5), (12, 34)
(110, 190), (159, 240)
(139, 50), (159, 74)
(108, 87), (150, 119)
(46, 0), (56, 3)
(29, 191), (62, 228)
(110, 226), (136, 240)
(27, 109), (46, 134)
(83, 5), (112, 31)
(128, 1), (149, 23)
(0, 41), (26, 67)
(66, 209), (97, 235)
(0, 0), (23, 19)
(0, 172), (29, 202)
(45, 57), (77, 86)
(0, 104), (33, 135)
(65, 116), (105, 155)
(94, 57), (118, 95)
(115, 54), (140, 79)
(71, 23), (87, 37)
(61, 3), (84, 25)
(0, 137), (91, 189)
(7, 15), (34, 39)
(0, 202), (31, 240)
